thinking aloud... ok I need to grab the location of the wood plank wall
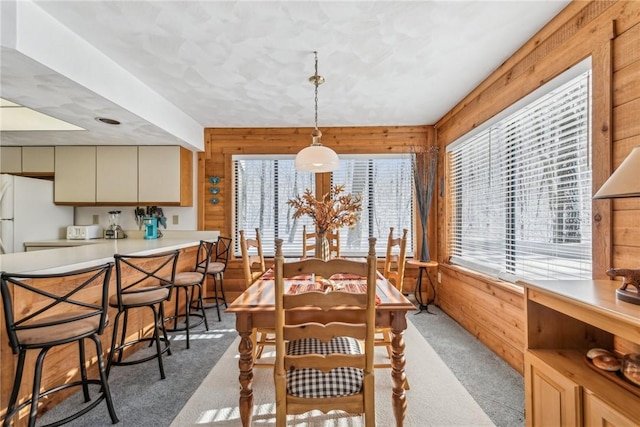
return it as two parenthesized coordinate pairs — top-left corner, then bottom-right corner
(199, 126), (435, 302)
(434, 0), (640, 374)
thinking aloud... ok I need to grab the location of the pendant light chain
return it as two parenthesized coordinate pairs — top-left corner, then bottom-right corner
(314, 51), (319, 131)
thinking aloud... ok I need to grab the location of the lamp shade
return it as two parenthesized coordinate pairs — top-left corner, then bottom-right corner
(593, 146), (640, 199)
(294, 145), (340, 172)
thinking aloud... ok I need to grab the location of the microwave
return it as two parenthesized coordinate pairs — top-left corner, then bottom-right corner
(67, 225), (102, 240)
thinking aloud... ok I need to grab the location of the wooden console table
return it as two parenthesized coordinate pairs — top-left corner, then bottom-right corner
(519, 279), (640, 426)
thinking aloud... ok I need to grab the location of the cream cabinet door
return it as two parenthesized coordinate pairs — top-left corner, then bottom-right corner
(22, 146), (54, 173)
(96, 146), (138, 203)
(138, 146), (181, 204)
(54, 146), (96, 204)
(0, 147), (22, 173)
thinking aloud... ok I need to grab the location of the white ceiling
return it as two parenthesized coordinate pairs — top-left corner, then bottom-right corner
(0, 0), (570, 152)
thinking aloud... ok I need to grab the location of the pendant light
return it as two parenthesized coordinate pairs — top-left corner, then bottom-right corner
(294, 51), (339, 172)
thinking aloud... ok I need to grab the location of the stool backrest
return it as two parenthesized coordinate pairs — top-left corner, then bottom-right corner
(194, 240), (215, 273)
(0, 263), (113, 351)
(112, 250), (180, 310)
(214, 236), (233, 268)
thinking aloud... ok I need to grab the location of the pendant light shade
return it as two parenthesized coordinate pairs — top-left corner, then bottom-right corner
(294, 144), (340, 172)
(295, 51), (339, 172)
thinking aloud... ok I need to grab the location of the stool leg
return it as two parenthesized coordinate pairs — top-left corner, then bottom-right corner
(218, 273), (228, 308)
(159, 302), (172, 357)
(184, 286), (191, 349)
(4, 350), (27, 427)
(29, 348), (50, 427)
(212, 275), (221, 321)
(79, 338), (91, 402)
(150, 304), (167, 380)
(195, 284), (210, 332)
(106, 310), (123, 378)
(172, 287), (181, 331)
(91, 335), (119, 424)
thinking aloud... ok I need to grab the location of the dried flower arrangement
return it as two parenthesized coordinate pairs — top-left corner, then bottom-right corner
(287, 184), (362, 234)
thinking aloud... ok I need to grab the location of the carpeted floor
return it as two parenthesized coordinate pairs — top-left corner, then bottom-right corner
(36, 302), (523, 427)
(170, 321), (494, 426)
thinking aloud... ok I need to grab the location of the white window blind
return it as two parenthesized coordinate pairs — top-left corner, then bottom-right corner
(234, 155), (414, 258)
(448, 70), (592, 282)
(234, 158), (314, 257)
(332, 155), (414, 256)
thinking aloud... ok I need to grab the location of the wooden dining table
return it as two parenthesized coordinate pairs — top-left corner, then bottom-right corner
(226, 269), (416, 426)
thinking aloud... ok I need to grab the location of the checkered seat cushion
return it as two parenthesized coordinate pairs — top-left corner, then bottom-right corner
(285, 336), (363, 398)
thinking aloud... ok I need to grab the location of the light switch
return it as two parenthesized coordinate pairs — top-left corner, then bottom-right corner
(172, 215), (179, 225)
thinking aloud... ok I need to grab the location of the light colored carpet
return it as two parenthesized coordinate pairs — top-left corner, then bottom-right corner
(170, 321), (494, 426)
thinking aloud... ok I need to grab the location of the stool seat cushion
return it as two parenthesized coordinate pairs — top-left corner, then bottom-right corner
(109, 288), (170, 307)
(197, 262), (225, 275)
(16, 311), (101, 345)
(285, 336), (363, 398)
(170, 272), (205, 286)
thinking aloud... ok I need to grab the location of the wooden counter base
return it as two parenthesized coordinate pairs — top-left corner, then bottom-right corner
(0, 236), (213, 426)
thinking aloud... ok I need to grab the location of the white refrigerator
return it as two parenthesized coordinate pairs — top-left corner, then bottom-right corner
(0, 174), (74, 254)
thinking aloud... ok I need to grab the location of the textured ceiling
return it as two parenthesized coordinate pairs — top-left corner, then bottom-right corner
(0, 0), (570, 151)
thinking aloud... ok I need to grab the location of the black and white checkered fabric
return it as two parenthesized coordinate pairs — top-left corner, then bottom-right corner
(285, 336), (364, 398)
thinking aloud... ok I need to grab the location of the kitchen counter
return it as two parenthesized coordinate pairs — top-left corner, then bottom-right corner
(4, 230), (219, 274)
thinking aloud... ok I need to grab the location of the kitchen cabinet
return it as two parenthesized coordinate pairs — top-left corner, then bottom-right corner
(0, 146), (22, 173)
(138, 146), (192, 206)
(22, 146), (55, 175)
(520, 279), (640, 427)
(54, 145), (192, 206)
(96, 146), (138, 203)
(54, 146), (96, 204)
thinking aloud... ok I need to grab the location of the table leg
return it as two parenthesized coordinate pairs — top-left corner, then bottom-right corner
(236, 316), (254, 427)
(390, 311), (408, 427)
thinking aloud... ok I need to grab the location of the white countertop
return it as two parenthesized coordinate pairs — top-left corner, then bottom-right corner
(2, 231), (219, 274)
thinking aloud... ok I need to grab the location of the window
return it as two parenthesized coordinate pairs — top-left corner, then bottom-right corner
(332, 155), (414, 256)
(234, 157), (314, 257)
(448, 67), (592, 282)
(234, 154), (414, 257)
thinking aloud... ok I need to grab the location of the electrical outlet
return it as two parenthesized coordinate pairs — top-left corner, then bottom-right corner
(437, 272), (442, 283)
(92, 214), (99, 225)
(172, 215), (179, 225)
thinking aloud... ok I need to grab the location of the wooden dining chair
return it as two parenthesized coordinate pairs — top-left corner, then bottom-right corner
(240, 228), (266, 287)
(301, 225), (316, 259)
(376, 228), (409, 387)
(239, 228), (273, 362)
(302, 226), (340, 259)
(273, 237), (377, 425)
(383, 227), (408, 293)
(327, 229), (340, 258)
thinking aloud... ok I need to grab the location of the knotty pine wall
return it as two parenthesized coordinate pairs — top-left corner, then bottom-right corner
(198, 126), (436, 302)
(434, 0), (640, 374)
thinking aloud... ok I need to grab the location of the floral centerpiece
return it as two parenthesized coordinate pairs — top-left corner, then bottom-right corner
(288, 184), (362, 260)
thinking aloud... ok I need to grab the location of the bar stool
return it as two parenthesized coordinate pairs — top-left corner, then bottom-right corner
(199, 236), (232, 321)
(107, 250), (180, 380)
(165, 240), (214, 349)
(0, 263), (119, 427)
